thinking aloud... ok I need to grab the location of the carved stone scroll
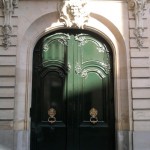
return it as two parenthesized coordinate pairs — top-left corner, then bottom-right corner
(1, 0), (18, 49)
(128, 0), (147, 49)
(58, 0), (90, 29)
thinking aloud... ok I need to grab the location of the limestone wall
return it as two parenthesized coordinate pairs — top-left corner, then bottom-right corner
(129, 2), (150, 149)
(0, 3), (18, 149)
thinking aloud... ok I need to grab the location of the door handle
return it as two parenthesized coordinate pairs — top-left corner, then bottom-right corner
(89, 108), (98, 124)
(48, 108), (56, 124)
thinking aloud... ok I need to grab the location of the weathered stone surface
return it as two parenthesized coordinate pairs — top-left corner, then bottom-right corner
(132, 79), (150, 88)
(0, 57), (16, 65)
(0, 130), (13, 150)
(133, 100), (150, 109)
(133, 131), (150, 150)
(0, 77), (15, 86)
(0, 37), (17, 46)
(0, 88), (15, 97)
(0, 66), (15, 76)
(0, 26), (18, 36)
(134, 110), (150, 120)
(129, 19), (148, 28)
(132, 68), (150, 77)
(0, 46), (17, 55)
(134, 121), (150, 131)
(0, 99), (14, 109)
(0, 17), (18, 26)
(131, 51), (150, 58)
(0, 110), (14, 120)
(131, 58), (150, 67)
(117, 131), (132, 150)
(133, 89), (150, 98)
(130, 39), (149, 48)
(130, 29), (148, 38)
(0, 121), (13, 130)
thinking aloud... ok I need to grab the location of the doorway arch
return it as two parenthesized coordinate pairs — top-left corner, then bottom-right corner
(14, 11), (131, 150)
(31, 29), (115, 150)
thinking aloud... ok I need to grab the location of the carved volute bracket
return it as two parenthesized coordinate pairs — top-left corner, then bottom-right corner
(58, 0), (90, 29)
(128, 0), (147, 50)
(1, 0), (18, 50)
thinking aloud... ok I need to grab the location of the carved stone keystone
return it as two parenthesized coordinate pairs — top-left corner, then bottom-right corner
(58, 0), (90, 29)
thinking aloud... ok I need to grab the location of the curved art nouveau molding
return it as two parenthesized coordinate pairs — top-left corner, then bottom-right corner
(14, 11), (131, 150)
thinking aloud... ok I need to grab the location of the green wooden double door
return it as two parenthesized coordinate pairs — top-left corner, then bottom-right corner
(31, 30), (115, 150)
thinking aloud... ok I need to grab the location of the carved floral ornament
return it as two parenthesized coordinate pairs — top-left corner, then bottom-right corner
(1, 0), (18, 50)
(58, 0), (90, 29)
(128, 0), (147, 50)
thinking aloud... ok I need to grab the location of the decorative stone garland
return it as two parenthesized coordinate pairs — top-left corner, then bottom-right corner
(1, 0), (18, 49)
(128, 0), (147, 50)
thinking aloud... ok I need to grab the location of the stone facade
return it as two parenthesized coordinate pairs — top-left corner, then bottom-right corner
(0, 0), (150, 150)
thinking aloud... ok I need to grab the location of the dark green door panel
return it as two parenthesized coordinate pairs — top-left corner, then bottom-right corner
(74, 33), (114, 150)
(31, 30), (115, 150)
(31, 33), (69, 150)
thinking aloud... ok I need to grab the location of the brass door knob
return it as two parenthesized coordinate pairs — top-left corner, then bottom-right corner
(89, 108), (98, 124)
(48, 108), (56, 124)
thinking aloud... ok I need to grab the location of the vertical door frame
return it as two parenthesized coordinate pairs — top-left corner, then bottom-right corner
(14, 11), (132, 150)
